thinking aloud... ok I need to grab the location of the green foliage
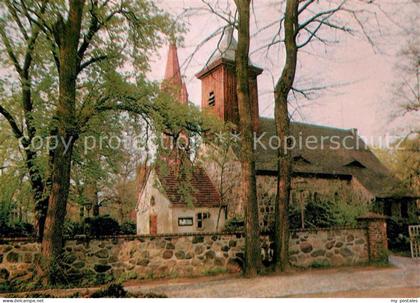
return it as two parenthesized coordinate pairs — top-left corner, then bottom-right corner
(289, 196), (371, 229)
(202, 267), (228, 276)
(373, 135), (420, 197)
(386, 216), (416, 252)
(0, 199), (34, 236)
(310, 259), (331, 269)
(63, 218), (136, 238)
(63, 221), (84, 238)
(120, 221), (136, 235)
(116, 272), (138, 284)
(0, 0), (190, 238)
(84, 216), (120, 237)
(223, 216), (245, 232)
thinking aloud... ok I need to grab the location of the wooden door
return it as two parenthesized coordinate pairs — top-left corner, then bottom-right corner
(150, 214), (157, 235)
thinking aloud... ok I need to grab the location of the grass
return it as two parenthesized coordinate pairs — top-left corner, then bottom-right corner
(202, 267), (228, 276)
(310, 260), (331, 269)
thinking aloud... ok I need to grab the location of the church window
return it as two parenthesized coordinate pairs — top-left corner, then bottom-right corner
(208, 91), (215, 107)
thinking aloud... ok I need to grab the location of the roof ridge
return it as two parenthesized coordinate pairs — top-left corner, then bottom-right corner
(259, 116), (353, 133)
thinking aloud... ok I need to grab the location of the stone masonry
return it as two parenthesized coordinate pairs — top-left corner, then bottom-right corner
(0, 217), (387, 288)
(289, 228), (368, 267)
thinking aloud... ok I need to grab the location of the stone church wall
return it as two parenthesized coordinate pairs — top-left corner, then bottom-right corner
(257, 175), (373, 233)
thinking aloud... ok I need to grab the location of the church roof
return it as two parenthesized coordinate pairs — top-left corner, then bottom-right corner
(156, 163), (222, 208)
(255, 118), (415, 199)
(196, 26), (263, 79)
(207, 26), (237, 65)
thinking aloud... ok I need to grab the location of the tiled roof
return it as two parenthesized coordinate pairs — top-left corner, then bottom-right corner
(255, 118), (415, 199)
(156, 163), (222, 207)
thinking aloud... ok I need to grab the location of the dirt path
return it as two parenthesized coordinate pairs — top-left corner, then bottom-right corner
(126, 256), (420, 298)
(2, 256), (419, 298)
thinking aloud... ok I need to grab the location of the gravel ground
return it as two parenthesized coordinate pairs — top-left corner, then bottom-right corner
(126, 255), (420, 298)
(2, 255), (419, 298)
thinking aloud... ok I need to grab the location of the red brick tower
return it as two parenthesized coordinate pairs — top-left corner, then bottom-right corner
(196, 26), (262, 131)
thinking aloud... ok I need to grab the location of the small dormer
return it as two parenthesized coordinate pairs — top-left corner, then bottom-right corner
(344, 160), (366, 168)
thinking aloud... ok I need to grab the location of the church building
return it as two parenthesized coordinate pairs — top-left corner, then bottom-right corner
(136, 27), (417, 235)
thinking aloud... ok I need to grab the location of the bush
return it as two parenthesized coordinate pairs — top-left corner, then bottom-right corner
(289, 198), (337, 229)
(90, 283), (128, 298)
(120, 222), (136, 235)
(63, 217), (136, 238)
(223, 216), (244, 232)
(84, 215), (120, 237)
(0, 221), (34, 237)
(289, 197), (371, 229)
(63, 220), (83, 238)
(387, 217), (412, 252)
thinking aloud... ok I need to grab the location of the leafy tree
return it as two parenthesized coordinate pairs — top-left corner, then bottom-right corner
(0, 0), (211, 283)
(374, 135), (420, 198)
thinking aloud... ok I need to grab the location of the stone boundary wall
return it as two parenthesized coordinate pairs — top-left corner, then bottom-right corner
(0, 217), (387, 288)
(289, 227), (368, 267)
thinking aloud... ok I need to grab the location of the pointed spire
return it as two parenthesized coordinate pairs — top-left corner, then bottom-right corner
(163, 42), (188, 104)
(164, 43), (183, 89)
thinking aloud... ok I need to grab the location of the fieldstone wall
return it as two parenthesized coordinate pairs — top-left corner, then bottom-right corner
(289, 227), (368, 267)
(0, 233), (245, 288)
(0, 241), (40, 287)
(60, 234), (245, 284)
(0, 217), (385, 289)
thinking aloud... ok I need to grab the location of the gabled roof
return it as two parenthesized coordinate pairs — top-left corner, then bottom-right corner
(255, 118), (415, 199)
(155, 163), (222, 208)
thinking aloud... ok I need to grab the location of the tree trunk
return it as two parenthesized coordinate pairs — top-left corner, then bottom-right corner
(41, 0), (84, 283)
(274, 0), (298, 272)
(26, 148), (48, 240)
(234, 0), (261, 277)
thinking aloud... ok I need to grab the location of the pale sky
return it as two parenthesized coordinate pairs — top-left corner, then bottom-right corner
(149, 0), (419, 145)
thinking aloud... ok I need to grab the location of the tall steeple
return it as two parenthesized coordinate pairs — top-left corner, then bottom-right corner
(163, 43), (188, 104)
(161, 42), (190, 159)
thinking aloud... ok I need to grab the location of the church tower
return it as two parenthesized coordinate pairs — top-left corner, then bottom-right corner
(161, 42), (190, 157)
(196, 26), (262, 131)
